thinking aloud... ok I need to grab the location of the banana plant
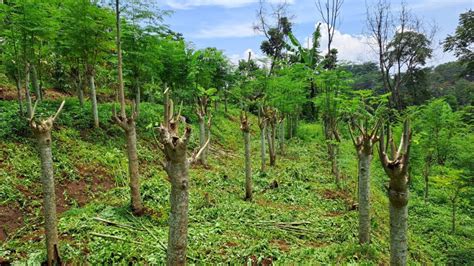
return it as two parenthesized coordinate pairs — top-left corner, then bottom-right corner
(286, 23), (323, 70)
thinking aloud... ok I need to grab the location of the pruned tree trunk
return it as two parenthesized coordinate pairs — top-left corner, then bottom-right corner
(31, 64), (42, 101)
(125, 122), (144, 214)
(113, 0), (143, 216)
(259, 125), (266, 172)
(89, 74), (99, 128)
(30, 101), (65, 266)
(156, 105), (209, 265)
(241, 112), (252, 200)
(348, 119), (380, 245)
(379, 120), (411, 266)
(164, 85), (170, 128)
(25, 64), (33, 118)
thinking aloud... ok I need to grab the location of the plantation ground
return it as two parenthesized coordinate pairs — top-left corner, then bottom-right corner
(0, 95), (472, 264)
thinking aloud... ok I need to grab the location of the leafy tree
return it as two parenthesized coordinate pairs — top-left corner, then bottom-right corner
(444, 10), (474, 75)
(315, 67), (352, 186)
(61, 0), (114, 127)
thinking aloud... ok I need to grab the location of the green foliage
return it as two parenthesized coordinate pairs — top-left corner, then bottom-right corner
(444, 10), (474, 74)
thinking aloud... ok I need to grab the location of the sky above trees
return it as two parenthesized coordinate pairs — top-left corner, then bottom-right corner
(155, 0), (472, 65)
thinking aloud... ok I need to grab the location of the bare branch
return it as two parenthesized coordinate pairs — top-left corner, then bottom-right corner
(52, 100), (66, 122)
(190, 136), (210, 164)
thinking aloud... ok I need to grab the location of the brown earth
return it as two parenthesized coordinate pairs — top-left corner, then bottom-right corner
(0, 87), (71, 101)
(0, 163), (114, 243)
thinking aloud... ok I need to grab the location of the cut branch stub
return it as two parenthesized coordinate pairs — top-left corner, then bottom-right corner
(240, 111), (250, 132)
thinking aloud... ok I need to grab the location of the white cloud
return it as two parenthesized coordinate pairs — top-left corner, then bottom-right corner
(304, 23), (377, 64)
(228, 48), (270, 67)
(193, 22), (262, 38)
(164, 0), (294, 9)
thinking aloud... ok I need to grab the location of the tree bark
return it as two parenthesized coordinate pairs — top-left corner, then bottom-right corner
(125, 123), (144, 215)
(389, 197), (408, 266)
(36, 130), (60, 266)
(31, 64), (42, 101)
(24, 65), (33, 118)
(157, 122), (194, 266)
(29, 102), (65, 266)
(167, 158), (189, 266)
(114, 0), (143, 217)
(358, 152), (371, 244)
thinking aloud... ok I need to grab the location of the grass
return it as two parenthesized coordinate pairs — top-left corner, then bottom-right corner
(0, 99), (472, 264)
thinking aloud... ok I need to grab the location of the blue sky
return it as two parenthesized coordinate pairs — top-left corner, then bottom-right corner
(155, 0), (473, 66)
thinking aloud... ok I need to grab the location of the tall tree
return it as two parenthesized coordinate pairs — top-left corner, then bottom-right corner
(112, 0), (144, 215)
(366, 0), (434, 110)
(443, 10), (473, 75)
(61, 0), (114, 127)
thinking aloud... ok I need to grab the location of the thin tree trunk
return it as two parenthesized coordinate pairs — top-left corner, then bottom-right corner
(279, 120), (285, 154)
(89, 74), (99, 128)
(31, 65), (42, 101)
(267, 125), (276, 166)
(329, 143), (340, 187)
(244, 130), (252, 200)
(77, 74), (84, 107)
(198, 117), (207, 166)
(126, 124), (144, 215)
(389, 201), (408, 266)
(135, 84), (140, 117)
(167, 155), (189, 266)
(15, 77), (23, 116)
(164, 86), (169, 127)
(260, 125), (266, 172)
(24, 65), (32, 118)
(358, 152), (371, 244)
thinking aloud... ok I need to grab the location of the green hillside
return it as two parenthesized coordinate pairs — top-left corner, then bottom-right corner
(1, 98), (472, 264)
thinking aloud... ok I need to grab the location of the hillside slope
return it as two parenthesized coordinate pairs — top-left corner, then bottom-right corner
(0, 98), (472, 264)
